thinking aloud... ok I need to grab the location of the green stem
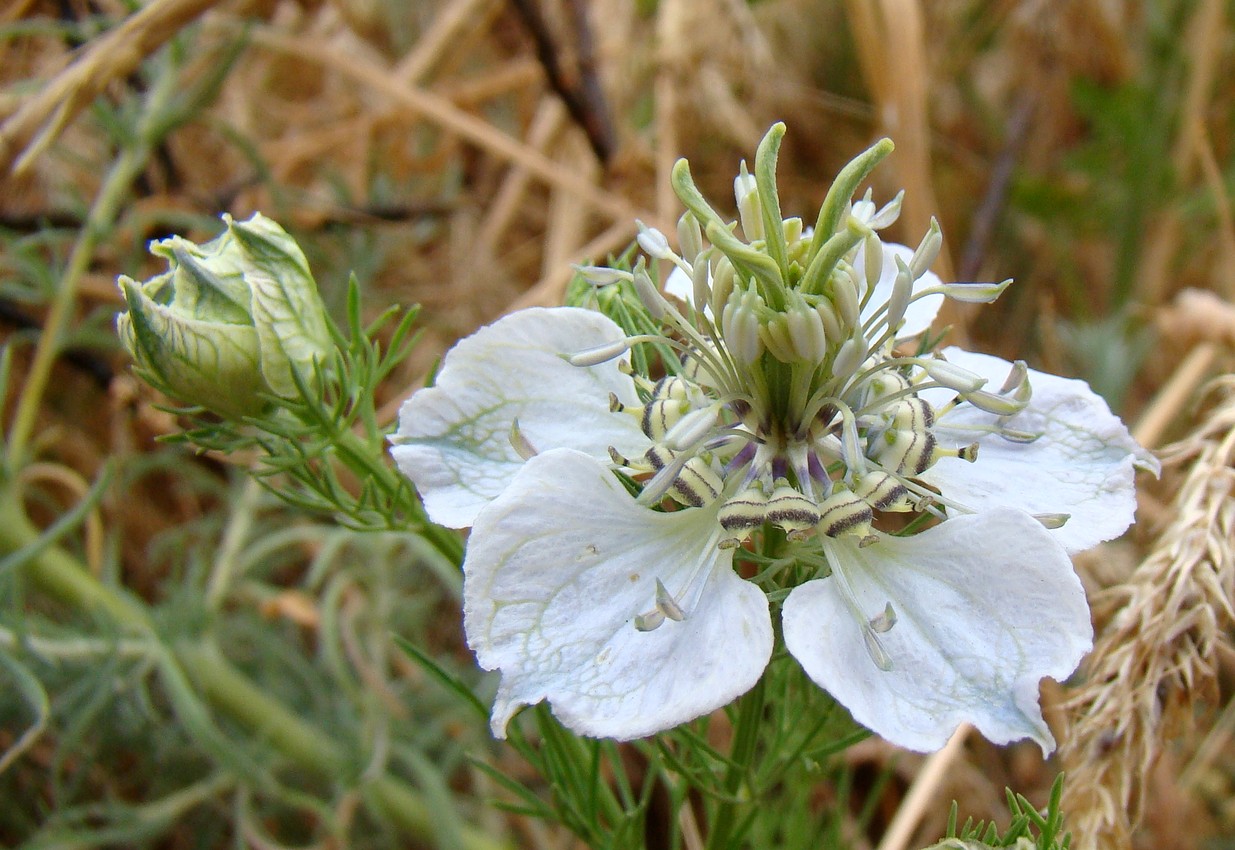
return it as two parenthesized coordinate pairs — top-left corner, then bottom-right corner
(1, 488), (505, 850)
(333, 428), (464, 565)
(705, 676), (766, 850)
(6, 142), (150, 471)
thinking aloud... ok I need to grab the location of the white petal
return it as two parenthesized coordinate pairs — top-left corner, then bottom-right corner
(782, 509), (1091, 754)
(391, 307), (651, 528)
(921, 347), (1158, 553)
(856, 242), (944, 339)
(464, 448), (773, 740)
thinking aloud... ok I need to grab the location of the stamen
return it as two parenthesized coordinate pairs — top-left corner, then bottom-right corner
(1034, 513), (1071, 529)
(655, 578), (686, 621)
(567, 338), (631, 367)
(678, 211), (704, 267)
(509, 419), (538, 460)
(862, 626), (894, 672)
(634, 610), (665, 632)
(663, 404), (721, 451)
(868, 601), (897, 633)
(573, 264), (633, 286)
(823, 546), (895, 672)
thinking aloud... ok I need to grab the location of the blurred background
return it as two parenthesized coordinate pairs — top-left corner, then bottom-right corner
(1, 1), (1233, 848)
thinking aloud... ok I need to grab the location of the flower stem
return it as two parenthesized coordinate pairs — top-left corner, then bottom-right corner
(5, 141), (150, 472)
(705, 674), (766, 850)
(332, 426), (464, 565)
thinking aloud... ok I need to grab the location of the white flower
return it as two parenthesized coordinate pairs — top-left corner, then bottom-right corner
(391, 125), (1157, 753)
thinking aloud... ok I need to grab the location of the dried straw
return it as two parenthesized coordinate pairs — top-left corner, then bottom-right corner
(1060, 375), (1235, 850)
(0, 0), (223, 175)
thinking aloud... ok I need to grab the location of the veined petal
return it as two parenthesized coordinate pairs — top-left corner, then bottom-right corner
(921, 347), (1158, 553)
(856, 242), (944, 340)
(392, 308), (651, 528)
(464, 448), (773, 740)
(782, 509), (1090, 754)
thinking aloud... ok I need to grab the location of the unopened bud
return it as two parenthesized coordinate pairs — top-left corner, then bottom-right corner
(116, 213), (332, 419)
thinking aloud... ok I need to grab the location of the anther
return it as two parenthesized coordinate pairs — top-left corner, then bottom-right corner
(677, 211), (704, 266)
(873, 427), (936, 476)
(921, 358), (987, 394)
(885, 255), (913, 333)
(634, 609), (665, 632)
(998, 427), (1041, 444)
(654, 578), (686, 622)
(862, 233), (883, 292)
(663, 404), (720, 451)
(868, 601), (897, 634)
(909, 218), (942, 281)
(854, 470), (913, 512)
(636, 221), (674, 260)
(818, 489), (873, 539)
(1034, 513), (1071, 529)
(766, 480), (822, 538)
(568, 339), (631, 367)
(962, 388), (1029, 416)
(721, 288), (766, 366)
(573, 264), (633, 286)
(719, 485), (770, 536)
(932, 280), (1011, 304)
(832, 335), (868, 380)
(734, 160), (763, 241)
(862, 625), (894, 672)
(509, 419), (538, 460)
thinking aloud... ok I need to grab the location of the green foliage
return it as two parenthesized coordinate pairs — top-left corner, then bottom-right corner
(927, 774), (1072, 850)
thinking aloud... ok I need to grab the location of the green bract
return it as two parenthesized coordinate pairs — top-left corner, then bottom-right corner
(116, 213), (333, 418)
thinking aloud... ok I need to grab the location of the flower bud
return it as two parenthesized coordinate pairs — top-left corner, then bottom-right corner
(116, 213), (332, 418)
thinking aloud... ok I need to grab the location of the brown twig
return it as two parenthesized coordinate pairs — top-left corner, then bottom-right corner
(957, 93), (1036, 283)
(0, 0), (223, 175)
(509, 0), (616, 165)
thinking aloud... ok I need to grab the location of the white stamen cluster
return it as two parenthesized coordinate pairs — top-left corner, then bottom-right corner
(572, 128), (1033, 633)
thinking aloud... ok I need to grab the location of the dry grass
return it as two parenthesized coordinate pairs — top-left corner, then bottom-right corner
(1060, 376), (1235, 850)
